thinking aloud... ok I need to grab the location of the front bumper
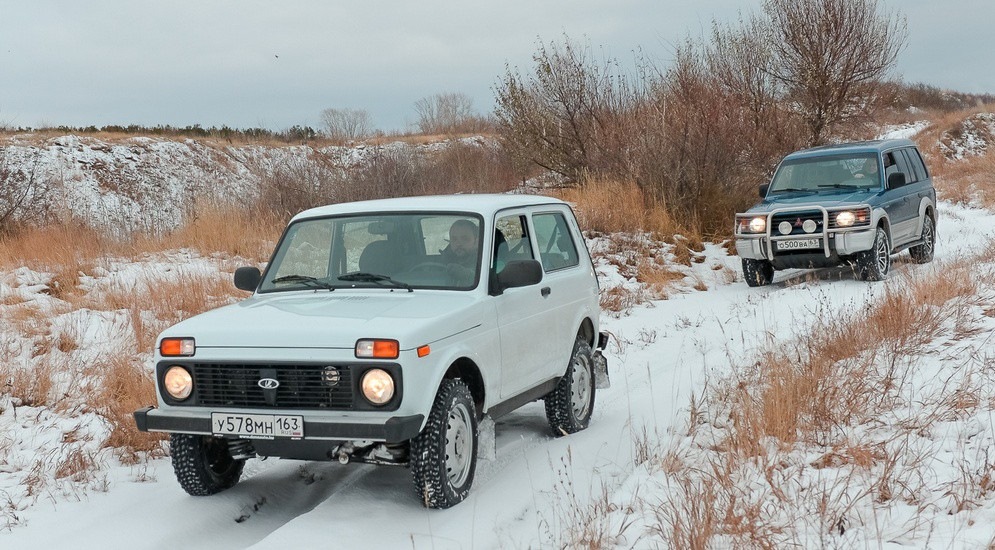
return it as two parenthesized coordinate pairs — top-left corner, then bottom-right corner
(736, 228), (875, 261)
(736, 205), (876, 263)
(133, 407), (424, 444)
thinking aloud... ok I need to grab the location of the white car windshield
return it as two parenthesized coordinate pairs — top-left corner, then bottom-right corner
(768, 153), (881, 194)
(260, 212), (484, 293)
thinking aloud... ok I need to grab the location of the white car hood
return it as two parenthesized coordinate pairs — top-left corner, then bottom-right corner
(161, 290), (481, 350)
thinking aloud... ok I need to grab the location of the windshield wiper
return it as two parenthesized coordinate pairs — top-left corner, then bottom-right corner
(817, 183), (864, 190)
(337, 272), (413, 292)
(270, 274), (336, 291)
(770, 187), (811, 194)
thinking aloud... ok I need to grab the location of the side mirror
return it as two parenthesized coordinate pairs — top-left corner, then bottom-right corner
(887, 172), (907, 189)
(492, 260), (543, 295)
(234, 266), (261, 292)
(759, 184), (770, 198)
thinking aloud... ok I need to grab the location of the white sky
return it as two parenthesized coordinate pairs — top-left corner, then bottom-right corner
(0, 0), (990, 132)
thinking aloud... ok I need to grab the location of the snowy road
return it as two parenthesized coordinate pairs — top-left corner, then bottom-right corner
(4, 201), (995, 548)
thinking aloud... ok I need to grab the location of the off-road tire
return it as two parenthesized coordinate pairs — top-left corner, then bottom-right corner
(410, 379), (478, 509)
(742, 258), (775, 287)
(544, 338), (595, 436)
(908, 214), (935, 264)
(858, 227), (891, 281)
(170, 434), (244, 496)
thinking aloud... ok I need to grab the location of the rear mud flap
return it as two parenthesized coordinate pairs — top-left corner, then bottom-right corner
(593, 350), (610, 389)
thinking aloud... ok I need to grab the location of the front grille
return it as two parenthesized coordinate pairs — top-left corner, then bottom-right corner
(192, 363), (355, 410)
(770, 211), (825, 236)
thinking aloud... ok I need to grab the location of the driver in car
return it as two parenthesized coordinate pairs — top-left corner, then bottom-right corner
(441, 219), (479, 286)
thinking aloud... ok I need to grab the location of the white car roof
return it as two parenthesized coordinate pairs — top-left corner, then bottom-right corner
(291, 193), (568, 222)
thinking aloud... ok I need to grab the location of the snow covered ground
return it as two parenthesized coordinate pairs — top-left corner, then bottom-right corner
(1, 196), (994, 548)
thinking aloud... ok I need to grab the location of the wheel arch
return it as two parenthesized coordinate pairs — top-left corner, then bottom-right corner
(443, 358), (485, 417)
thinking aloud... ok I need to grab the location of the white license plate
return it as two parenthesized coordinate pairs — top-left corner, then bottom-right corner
(211, 413), (304, 439)
(776, 238), (821, 250)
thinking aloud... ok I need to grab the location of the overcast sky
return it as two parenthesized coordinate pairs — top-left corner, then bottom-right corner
(0, 0), (991, 132)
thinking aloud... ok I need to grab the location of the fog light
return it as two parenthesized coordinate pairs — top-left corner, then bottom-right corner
(778, 221), (792, 235)
(802, 219), (817, 233)
(164, 366), (193, 400)
(322, 366), (340, 387)
(836, 211), (857, 227)
(361, 369), (395, 405)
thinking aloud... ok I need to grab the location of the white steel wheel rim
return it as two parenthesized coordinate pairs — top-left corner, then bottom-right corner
(570, 353), (592, 420)
(444, 402), (473, 488)
(875, 231), (890, 273)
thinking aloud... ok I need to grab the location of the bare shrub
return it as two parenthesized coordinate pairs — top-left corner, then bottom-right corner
(255, 151), (344, 220)
(143, 203), (283, 262)
(762, 0), (907, 145)
(413, 92), (490, 135)
(320, 107), (373, 143)
(422, 140), (518, 194)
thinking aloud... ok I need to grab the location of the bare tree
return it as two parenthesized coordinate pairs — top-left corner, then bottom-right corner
(0, 151), (40, 233)
(320, 108), (372, 143)
(494, 38), (639, 182)
(413, 92), (480, 135)
(762, 0), (907, 145)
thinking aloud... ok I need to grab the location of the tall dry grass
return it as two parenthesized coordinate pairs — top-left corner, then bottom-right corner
(555, 178), (680, 237)
(637, 257), (988, 547)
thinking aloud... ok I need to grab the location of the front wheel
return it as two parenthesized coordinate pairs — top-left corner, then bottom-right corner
(545, 338), (596, 436)
(410, 379), (478, 509)
(908, 215), (935, 264)
(170, 434), (244, 496)
(858, 227), (891, 281)
(742, 258), (774, 287)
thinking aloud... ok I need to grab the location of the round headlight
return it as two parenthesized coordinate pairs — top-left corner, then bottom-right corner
(836, 211), (856, 227)
(749, 217), (766, 233)
(164, 366), (193, 400)
(778, 221), (792, 235)
(802, 219), (817, 233)
(361, 369), (395, 405)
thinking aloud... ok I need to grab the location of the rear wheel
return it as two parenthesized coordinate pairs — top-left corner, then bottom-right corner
(742, 258), (774, 287)
(545, 338), (595, 435)
(170, 434), (244, 496)
(410, 379), (478, 509)
(908, 215), (935, 264)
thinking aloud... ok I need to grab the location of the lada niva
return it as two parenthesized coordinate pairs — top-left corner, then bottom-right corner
(134, 194), (609, 508)
(735, 139), (937, 286)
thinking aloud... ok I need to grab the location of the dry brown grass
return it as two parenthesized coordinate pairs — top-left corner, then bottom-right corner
(94, 352), (165, 462)
(133, 205), (282, 262)
(555, 178), (680, 236)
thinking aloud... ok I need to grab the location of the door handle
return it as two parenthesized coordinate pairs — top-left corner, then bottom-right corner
(541, 287), (551, 297)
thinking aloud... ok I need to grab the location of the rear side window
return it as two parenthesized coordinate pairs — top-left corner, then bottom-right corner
(904, 148), (929, 181)
(532, 212), (580, 272)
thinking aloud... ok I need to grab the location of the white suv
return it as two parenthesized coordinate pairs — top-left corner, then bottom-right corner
(134, 194), (608, 508)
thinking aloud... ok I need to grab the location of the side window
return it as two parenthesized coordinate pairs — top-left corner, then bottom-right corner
(899, 149), (922, 183)
(493, 214), (534, 272)
(532, 212), (580, 272)
(883, 152), (901, 185)
(891, 149), (913, 186)
(905, 148), (929, 181)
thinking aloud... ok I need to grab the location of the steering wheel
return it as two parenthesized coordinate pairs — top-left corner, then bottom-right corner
(406, 261), (449, 274)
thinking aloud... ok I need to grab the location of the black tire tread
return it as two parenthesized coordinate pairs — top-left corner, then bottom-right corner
(742, 258), (774, 287)
(170, 434), (244, 496)
(544, 338), (595, 436)
(410, 379), (477, 509)
(908, 215), (935, 264)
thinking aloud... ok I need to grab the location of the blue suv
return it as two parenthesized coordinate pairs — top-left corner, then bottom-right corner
(735, 139), (937, 286)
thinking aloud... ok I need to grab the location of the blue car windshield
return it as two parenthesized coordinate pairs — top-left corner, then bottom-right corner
(768, 153), (881, 194)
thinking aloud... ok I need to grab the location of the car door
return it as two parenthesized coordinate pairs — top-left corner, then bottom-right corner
(491, 211), (557, 399)
(881, 149), (918, 246)
(530, 209), (586, 374)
